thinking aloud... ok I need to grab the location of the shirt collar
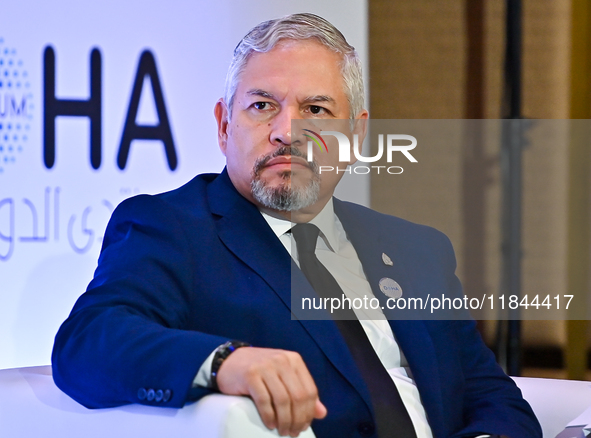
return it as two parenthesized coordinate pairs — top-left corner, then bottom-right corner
(260, 199), (340, 252)
(261, 210), (292, 240)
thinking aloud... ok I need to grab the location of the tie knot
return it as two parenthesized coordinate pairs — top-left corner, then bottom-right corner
(291, 223), (320, 255)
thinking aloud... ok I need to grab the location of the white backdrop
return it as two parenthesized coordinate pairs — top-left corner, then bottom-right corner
(0, 0), (368, 369)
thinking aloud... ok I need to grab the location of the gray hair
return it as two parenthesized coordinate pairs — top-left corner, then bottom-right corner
(224, 13), (365, 120)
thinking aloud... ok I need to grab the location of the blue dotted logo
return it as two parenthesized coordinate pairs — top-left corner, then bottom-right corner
(0, 37), (33, 174)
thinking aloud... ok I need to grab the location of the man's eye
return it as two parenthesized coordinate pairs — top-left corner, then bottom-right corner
(309, 105), (326, 115)
(253, 102), (269, 110)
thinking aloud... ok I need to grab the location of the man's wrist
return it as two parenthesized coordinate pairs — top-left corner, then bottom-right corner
(210, 340), (251, 391)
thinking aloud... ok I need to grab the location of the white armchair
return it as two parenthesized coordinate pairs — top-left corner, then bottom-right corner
(512, 376), (591, 438)
(0, 365), (315, 438)
(1, 366), (591, 438)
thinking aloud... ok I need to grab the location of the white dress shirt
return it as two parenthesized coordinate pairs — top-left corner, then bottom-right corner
(194, 199), (433, 438)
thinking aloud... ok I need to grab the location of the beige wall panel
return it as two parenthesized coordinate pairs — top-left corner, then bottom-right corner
(521, 0), (571, 119)
(519, 0), (570, 346)
(483, 0), (504, 119)
(369, 0), (465, 119)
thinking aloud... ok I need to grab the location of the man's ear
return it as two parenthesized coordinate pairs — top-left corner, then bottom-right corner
(348, 110), (369, 165)
(214, 99), (229, 156)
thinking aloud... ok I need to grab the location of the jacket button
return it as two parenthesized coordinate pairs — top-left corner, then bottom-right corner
(146, 389), (155, 401)
(137, 388), (147, 401)
(155, 389), (164, 402)
(358, 421), (375, 437)
(163, 389), (172, 403)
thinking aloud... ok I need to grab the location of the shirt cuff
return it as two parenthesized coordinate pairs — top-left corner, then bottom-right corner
(192, 347), (218, 388)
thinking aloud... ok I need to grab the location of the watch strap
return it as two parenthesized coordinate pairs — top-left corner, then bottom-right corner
(211, 340), (251, 391)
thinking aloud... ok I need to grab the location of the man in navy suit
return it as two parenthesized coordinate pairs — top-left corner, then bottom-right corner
(52, 13), (541, 438)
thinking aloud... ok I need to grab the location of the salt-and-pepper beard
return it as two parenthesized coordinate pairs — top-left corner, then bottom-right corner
(251, 146), (320, 211)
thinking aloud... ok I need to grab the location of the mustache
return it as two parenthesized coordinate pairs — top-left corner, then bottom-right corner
(253, 147), (318, 176)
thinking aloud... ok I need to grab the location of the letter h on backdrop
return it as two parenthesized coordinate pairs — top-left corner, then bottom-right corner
(42, 47), (177, 171)
(43, 47), (102, 169)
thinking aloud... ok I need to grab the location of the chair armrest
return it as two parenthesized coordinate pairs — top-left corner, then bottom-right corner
(512, 376), (591, 438)
(0, 366), (315, 438)
(194, 393), (316, 437)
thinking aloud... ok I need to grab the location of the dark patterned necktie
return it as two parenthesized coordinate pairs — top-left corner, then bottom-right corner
(292, 223), (417, 438)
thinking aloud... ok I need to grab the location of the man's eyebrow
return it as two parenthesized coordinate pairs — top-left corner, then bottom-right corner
(245, 90), (336, 105)
(247, 89), (276, 99)
(302, 95), (336, 105)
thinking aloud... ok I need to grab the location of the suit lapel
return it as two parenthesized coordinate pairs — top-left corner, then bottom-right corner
(334, 199), (445, 430)
(207, 170), (291, 302)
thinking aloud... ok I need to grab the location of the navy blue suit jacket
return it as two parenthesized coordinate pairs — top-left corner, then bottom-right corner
(52, 170), (541, 438)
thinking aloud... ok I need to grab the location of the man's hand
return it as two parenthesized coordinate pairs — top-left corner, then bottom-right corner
(216, 347), (327, 437)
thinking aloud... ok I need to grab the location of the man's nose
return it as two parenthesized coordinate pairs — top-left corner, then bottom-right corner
(269, 107), (301, 146)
